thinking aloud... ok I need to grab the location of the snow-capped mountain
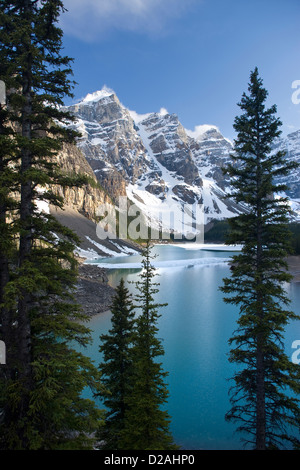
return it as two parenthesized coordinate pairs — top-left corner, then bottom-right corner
(64, 87), (300, 238)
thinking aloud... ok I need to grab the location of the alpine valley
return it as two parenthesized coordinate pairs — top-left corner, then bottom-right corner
(50, 86), (300, 257)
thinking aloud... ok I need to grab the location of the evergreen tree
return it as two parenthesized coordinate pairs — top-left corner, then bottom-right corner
(221, 67), (300, 449)
(119, 242), (177, 450)
(0, 63), (18, 390)
(0, 0), (103, 449)
(97, 278), (135, 449)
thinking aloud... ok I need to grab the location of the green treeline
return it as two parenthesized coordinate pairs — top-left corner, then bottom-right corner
(289, 223), (300, 255)
(206, 220), (300, 255)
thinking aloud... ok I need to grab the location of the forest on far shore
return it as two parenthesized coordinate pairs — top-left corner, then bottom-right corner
(205, 220), (300, 255)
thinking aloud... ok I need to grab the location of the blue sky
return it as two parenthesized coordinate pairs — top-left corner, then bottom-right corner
(60, 0), (300, 141)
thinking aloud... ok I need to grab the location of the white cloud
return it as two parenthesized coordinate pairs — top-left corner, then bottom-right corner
(61, 0), (197, 41)
(128, 109), (151, 124)
(185, 124), (219, 140)
(128, 106), (169, 124)
(159, 107), (169, 116)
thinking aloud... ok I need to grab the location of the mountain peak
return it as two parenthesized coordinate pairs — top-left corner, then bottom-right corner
(80, 86), (115, 105)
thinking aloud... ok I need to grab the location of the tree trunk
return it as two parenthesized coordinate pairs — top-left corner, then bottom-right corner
(255, 174), (266, 450)
(18, 73), (33, 377)
(0, 214), (10, 372)
(0, 113), (14, 380)
(16, 5), (34, 442)
(256, 338), (266, 449)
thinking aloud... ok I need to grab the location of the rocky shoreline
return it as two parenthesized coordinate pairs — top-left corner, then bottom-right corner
(75, 260), (116, 316)
(287, 255), (300, 282)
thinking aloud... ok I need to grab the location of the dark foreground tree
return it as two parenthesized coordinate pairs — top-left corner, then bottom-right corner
(97, 278), (135, 449)
(0, 1), (102, 449)
(119, 242), (177, 450)
(221, 67), (300, 449)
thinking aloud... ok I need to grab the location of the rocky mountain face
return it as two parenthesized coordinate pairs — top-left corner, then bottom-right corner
(50, 138), (141, 259)
(53, 141), (112, 221)
(62, 87), (300, 240)
(272, 129), (300, 198)
(66, 90), (148, 201)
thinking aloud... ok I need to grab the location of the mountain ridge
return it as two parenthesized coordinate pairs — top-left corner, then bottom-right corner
(62, 86), (300, 242)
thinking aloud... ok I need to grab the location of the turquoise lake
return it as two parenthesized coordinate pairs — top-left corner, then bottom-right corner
(81, 244), (300, 450)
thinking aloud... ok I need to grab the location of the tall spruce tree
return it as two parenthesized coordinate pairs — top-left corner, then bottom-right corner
(0, 70), (18, 387)
(221, 67), (300, 450)
(97, 278), (135, 449)
(119, 242), (177, 450)
(0, 0), (103, 449)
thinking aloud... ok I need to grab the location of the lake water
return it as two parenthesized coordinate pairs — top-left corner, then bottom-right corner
(81, 244), (300, 450)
